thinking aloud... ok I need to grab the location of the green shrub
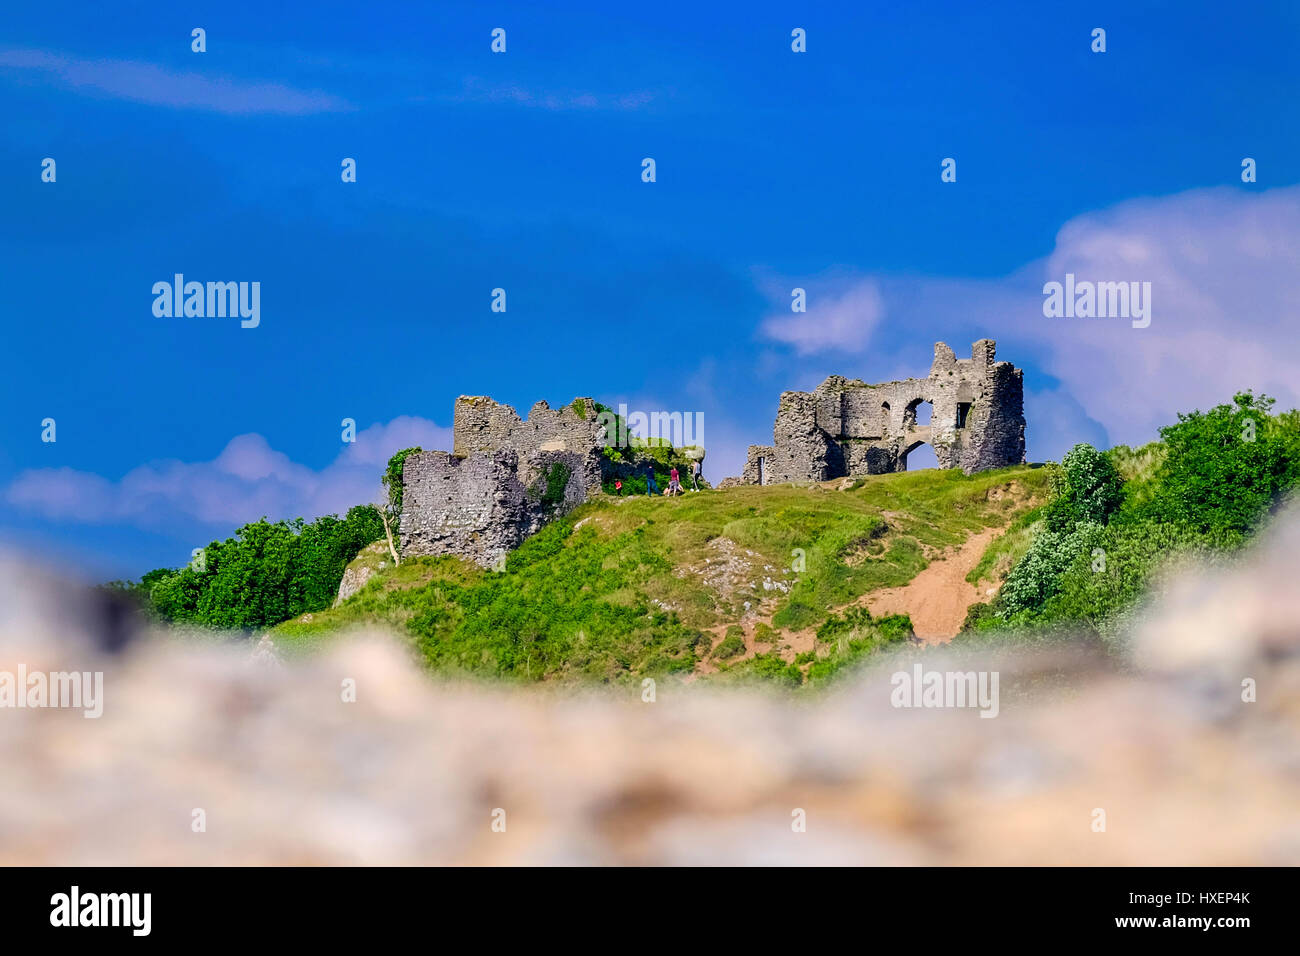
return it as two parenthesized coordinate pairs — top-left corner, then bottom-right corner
(713, 627), (745, 659)
(805, 607), (913, 685)
(537, 461), (572, 511)
(1034, 521), (1221, 637)
(982, 393), (1300, 638)
(960, 600), (995, 632)
(995, 522), (1104, 621)
(721, 652), (803, 687)
(1043, 443), (1124, 531)
(144, 505), (385, 629)
(1144, 392), (1300, 537)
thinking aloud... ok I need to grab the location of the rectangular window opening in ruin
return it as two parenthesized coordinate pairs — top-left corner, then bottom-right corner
(956, 403), (971, 429)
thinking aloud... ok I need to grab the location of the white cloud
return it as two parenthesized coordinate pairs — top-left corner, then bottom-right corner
(759, 281), (884, 355)
(6, 417), (451, 529)
(1028, 186), (1300, 445)
(0, 47), (353, 114)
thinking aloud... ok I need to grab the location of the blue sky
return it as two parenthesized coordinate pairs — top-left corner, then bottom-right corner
(3, 1), (1299, 579)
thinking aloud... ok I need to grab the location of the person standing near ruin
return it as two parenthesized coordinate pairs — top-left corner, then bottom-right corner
(645, 464), (658, 497)
(691, 458), (702, 491)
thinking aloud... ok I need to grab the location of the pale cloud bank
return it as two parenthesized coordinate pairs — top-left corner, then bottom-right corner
(6, 417), (450, 528)
(1030, 186), (1300, 445)
(0, 47), (353, 114)
(759, 281), (884, 355)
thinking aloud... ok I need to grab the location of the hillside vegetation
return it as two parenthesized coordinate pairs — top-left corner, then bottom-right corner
(962, 391), (1300, 645)
(110, 390), (1300, 690)
(272, 464), (1050, 684)
(104, 506), (385, 629)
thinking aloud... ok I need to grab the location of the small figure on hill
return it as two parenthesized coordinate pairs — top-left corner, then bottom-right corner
(645, 465), (658, 497)
(669, 466), (682, 497)
(614, 478), (623, 496)
(691, 458), (702, 491)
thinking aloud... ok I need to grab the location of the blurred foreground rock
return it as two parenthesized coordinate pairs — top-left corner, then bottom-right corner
(1, 506), (1298, 865)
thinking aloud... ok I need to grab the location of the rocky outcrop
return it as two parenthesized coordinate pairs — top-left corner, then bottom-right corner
(334, 541), (392, 606)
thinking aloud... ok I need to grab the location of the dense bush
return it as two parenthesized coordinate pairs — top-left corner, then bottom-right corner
(1143, 391), (1300, 538)
(1032, 521), (1221, 630)
(975, 394), (1300, 639)
(536, 461), (572, 512)
(713, 627), (746, 659)
(995, 522), (1104, 621)
(1043, 443), (1124, 530)
(129, 505), (385, 629)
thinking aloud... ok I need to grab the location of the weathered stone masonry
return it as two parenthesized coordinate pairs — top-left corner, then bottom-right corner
(742, 339), (1025, 484)
(399, 397), (604, 568)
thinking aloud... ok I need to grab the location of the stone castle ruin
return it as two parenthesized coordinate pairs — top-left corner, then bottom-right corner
(399, 396), (606, 568)
(742, 339), (1025, 484)
(400, 396), (706, 568)
(396, 340), (1020, 567)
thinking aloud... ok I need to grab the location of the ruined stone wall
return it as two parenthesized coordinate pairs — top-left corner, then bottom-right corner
(743, 340), (1025, 484)
(741, 445), (775, 484)
(452, 396), (605, 494)
(399, 396), (606, 567)
(399, 446), (593, 568)
(399, 450), (529, 567)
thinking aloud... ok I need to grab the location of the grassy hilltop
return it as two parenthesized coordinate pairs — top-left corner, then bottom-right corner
(272, 465), (1050, 684)
(111, 390), (1300, 690)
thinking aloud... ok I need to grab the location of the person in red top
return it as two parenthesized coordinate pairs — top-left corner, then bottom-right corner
(668, 466), (681, 496)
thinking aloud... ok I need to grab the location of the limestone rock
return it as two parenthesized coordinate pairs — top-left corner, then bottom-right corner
(334, 541), (391, 606)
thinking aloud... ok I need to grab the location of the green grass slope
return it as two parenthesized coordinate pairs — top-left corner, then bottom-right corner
(271, 464), (1049, 684)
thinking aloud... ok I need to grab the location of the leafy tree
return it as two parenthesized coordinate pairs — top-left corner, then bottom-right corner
(1146, 391), (1300, 538)
(995, 522), (1104, 621)
(136, 505), (384, 629)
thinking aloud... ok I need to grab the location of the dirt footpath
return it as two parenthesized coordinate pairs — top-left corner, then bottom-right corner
(863, 527), (1000, 642)
(692, 525), (1005, 670)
